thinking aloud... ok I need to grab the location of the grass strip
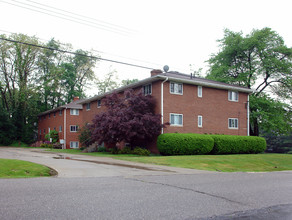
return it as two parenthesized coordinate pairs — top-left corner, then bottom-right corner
(47, 149), (292, 172)
(0, 159), (53, 178)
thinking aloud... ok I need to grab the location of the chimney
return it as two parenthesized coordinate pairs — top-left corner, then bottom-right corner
(73, 96), (79, 102)
(151, 69), (163, 77)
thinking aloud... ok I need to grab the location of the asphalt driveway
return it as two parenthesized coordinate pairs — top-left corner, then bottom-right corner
(0, 147), (210, 177)
(0, 147), (291, 220)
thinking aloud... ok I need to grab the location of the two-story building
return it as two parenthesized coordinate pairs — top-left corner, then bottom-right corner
(37, 69), (253, 152)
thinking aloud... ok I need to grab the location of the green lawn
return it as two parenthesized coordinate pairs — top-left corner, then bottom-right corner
(48, 149), (292, 172)
(0, 159), (53, 178)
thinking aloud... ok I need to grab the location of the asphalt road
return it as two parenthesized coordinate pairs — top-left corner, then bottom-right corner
(0, 147), (292, 220)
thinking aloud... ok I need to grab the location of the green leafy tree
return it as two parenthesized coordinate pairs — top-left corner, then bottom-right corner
(0, 33), (99, 144)
(0, 33), (41, 141)
(207, 28), (292, 136)
(95, 69), (119, 94)
(45, 130), (59, 143)
(61, 49), (97, 102)
(121, 78), (139, 86)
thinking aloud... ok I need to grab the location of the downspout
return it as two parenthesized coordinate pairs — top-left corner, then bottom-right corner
(161, 77), (168, 134)
(247, 95), (250, 136)
(63, 107), (67, 149)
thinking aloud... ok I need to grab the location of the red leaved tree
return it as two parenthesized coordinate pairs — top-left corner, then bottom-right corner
(91, 89), (164, 148)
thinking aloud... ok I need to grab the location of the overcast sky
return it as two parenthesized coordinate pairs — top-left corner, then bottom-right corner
(1, 0), (291, 96)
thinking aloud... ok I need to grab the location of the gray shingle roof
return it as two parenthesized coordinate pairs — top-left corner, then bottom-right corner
(38, 99), (83, 117)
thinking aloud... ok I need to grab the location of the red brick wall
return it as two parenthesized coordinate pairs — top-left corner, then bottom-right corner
(38, 110), (64, 142)
(65, 108), (83, 149)
(162, 81), (248, 135)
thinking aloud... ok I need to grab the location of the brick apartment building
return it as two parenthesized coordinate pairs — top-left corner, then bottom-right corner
(37, 70), (253, 152)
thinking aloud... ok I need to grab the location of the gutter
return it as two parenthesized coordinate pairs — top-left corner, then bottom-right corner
(63, 107), (67, 149)
(161, 77), (168, 134)
(247, 95), (250, 136)
(156, 75), (254, 94)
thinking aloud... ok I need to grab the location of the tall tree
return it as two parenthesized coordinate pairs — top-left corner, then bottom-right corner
(61, 49), (97, 102)
(95, 69), (119, 94)
(0, 33), (98, 143)
(207, 28), (292, 136)
(0, 33), (41, 140)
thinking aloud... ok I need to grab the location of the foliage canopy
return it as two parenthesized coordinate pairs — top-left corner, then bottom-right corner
(207, 28), (292, 136)
(91, 90), (163, 148)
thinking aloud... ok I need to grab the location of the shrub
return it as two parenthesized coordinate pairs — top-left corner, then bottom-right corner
(210, 135), (267, 154)
(120, 146), (132, 154)
(40, 143), (53, 148)
(97, 146), (107, 152)
(157, 133), (214, 155)
(45, 130), (59, 143)
(132, 147), (150, 156)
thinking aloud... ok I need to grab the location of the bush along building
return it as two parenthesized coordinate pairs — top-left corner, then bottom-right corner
(37, 69), (253, 153)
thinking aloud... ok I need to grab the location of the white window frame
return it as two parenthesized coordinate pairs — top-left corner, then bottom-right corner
(59, 110), (62, 116)
(143, 84), (152, 95)
(228, 91), (239, 102)
(170, 82), (183, 95)
(198, 86), (202, 98)
(228, 118), (238, 129)
(97, 100), (101, 108)
(70, 109), (79, 115)
(170, 113), (183, 126)
(86, 103), (91, 111)
(198, 115), (203, 127)
(70, 125), (79, 132)
(70, 141), (79, 149)
(59, 125), (62, 132)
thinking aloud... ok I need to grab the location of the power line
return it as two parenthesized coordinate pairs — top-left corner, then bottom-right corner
(25, 0), (135, 33)
(0, 29), (163, 69)
(0, 0), (133, 36)
(0, 36), (154, 70)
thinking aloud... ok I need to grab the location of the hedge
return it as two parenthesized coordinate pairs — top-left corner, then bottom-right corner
(157, 133), (214, 155)
(157, 133), (267, 155)
(210, 135), (267, 154)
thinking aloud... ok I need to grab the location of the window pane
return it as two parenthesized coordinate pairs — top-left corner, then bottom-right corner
(198, 86), (202, 97)
(171, 114), (174, 124)
(170, 83), (174, 93)
(178, 84), (182, 93)
(178, 115), (182, 125)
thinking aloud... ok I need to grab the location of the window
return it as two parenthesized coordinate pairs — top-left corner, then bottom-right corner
(59, 125), (62, 132)
(198, 115), (203, 127)
(228, 91), (239, 102)
(170, 82), (183, 95)
(228, 118), (238, 129)
(59, 110), (62, 116)
(70, 125), (79, 132)
(143, 84), (152, 95)
(198, 86), (202, 98)
(97, 100), (101, 108)
(86, 103), (91, 111)
(48, 113), (50, 118)
(70, 141), (79, 149)
(170, 113), (183, 126)
(54, 127), (56, 131)
(48, 127), (50, 133)
(70, 109), (79, 115)
(53, 112), (56, 117)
